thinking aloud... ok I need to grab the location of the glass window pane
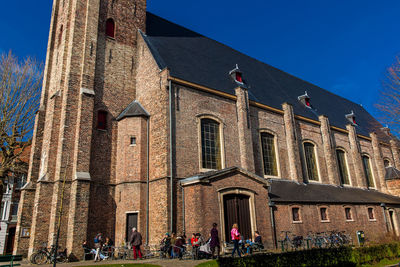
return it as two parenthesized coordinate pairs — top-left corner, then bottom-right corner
(201, 119), (221, 170)
(362, 156), (375, 188)
(304, 142), (319, 181)
(260, 132), (278, 176)
(336, 150), (350, 185)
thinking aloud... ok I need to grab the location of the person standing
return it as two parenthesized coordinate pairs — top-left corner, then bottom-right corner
(130, 227), (143, 260)
(231, 224), (241, 257)
(94, 233), (103, 261)
(210, 223), (220, 259)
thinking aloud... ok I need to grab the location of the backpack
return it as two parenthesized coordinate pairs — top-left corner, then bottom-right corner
(94, 237), (99, 243)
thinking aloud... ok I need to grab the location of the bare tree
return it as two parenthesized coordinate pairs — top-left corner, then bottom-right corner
(376, 55), (400, 137)
(0, 51), (42, 194)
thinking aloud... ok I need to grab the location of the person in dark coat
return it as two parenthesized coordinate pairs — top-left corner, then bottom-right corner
(129, 227), (142, 260)
(210, 223), (220, 258)
(173, 236), (184, 259)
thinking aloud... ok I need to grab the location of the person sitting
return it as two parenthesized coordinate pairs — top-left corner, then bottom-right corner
(191, 233), (200, 260)
(82, 241), (107, 260)
(245, 231), (264, 255)
(160, 233), (171, 258)
(103, 237), (114, 258)
(173, 236), (184, 259)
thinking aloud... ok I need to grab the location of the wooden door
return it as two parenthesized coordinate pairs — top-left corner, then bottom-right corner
(223, 194), (251, 241)
(126, 213), (138, 243)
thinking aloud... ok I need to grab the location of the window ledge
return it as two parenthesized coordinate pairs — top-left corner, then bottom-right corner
(320, 220), (330, 223)
(129, 144), (136, 147)
(292, 221), (303, 224)
(263, 175), (280, 179)
(346, 219), (354, 222)
(369, 219), (377, 222)
(307, 180), (321, 184)
(97, 129), (107, 132)
(200, 168), (219, 173)
(106, 36), (116, 41)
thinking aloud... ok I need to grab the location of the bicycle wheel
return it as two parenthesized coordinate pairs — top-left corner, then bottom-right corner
(34, 251), (48, 265)
(30, 252), (38, 264)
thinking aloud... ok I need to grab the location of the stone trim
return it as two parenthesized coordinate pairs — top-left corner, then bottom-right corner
(80, 87), (95, 96)
(74, 172), (91, 181)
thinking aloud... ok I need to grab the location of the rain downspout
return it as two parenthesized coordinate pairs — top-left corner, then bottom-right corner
(146, 117), (150, 245)
(181, 183), (185, 234)
(381, 203), (389, 232)
(168, 80), (174, 233)
(269, 201), (277, 249)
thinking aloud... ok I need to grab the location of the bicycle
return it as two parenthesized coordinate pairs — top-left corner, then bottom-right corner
(32, 244), (67, 264)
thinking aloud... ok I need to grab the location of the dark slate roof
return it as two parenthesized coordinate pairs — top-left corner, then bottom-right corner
(268, 179), (400, 205)
(180, 166), (268, 187)
(144, 12), (387, 140)
(116, 100), (149, 121)
(385, 167), (400, 180)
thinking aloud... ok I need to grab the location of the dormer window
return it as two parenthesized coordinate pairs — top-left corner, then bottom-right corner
(229, 64), (244, 85)
(298, 91), (311, 108)
(345, 111), (357, 126)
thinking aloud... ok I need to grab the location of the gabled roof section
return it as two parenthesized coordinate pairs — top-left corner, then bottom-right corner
(268, 179), (400, 205)
(144, 12), (387, 141)
(180, 166), (269, 187)
(116, 100), (150, 121)
(385, 167), (400, 180)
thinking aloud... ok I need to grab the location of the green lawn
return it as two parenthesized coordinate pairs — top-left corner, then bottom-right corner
(195, 260), (218, 267)
(78, 264), (160, 267)
(361, 257), (400, 267)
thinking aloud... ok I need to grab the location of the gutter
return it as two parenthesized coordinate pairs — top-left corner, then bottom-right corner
(146, 118), (150, 245)
(168, 79), (174, 233)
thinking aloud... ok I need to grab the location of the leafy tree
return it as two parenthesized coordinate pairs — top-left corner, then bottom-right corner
(0, 51), (42, 193)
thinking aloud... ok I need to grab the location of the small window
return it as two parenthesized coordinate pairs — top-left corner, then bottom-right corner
(97, 110), (107, 130)
(260, 132), (278, 176)
(320, 207), (328, 221)
(336, 149), (350, 185)
(384, 159), (391, 168)
(130, 137), (136, 146)
(345, 207), (352, 220)
(303, 142), (319, 181)
(235, 72), (243, 83)
(106, 18), (115, 38)
(58, 25), (63, 47)
(362, 155), (375, 188)
(292, 207), (300, 222)
(368, 208), (375, 220)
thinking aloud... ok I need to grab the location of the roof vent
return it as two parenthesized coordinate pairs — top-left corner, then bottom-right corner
(345, 110), (357, 126)
(381, 125), (391, 136)
(229, 64), (244, 85)
(298, 91), (311, 108)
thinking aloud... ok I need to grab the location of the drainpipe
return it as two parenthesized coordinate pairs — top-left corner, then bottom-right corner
(269, 201), (277, 249)
(168, 80), (174, 233)
(146, 118), (150, 245)
(381, 203), (389, 232)
(181, 183), (185, 234)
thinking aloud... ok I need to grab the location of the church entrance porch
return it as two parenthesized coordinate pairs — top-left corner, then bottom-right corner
(180, 166), (273, 251)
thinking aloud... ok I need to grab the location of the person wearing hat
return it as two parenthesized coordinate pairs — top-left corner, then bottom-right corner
(160, 233), (171, 258)
(129, 227), (142, 260)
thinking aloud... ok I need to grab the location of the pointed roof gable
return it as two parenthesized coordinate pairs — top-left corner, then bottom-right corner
(116, 100), (150, 121)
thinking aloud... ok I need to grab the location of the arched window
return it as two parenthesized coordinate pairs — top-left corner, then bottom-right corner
(362, 155), (375, 188)
(106, 18), (115, 38)
(260, 132), (278, 176)
(201, 118), (221, 170)
(303, 142), (319, 181)
(384, 159), (391, 168)
(97, 110), (107, 130)
(336, 149), (350, 185)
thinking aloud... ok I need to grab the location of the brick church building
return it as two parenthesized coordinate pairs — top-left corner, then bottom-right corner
(13, 0), (400, 258)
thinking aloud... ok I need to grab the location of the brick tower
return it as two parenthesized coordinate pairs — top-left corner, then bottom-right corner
(14, 0), (146, 258)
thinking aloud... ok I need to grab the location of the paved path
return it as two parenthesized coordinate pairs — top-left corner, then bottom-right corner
(20, 258), (212, 267)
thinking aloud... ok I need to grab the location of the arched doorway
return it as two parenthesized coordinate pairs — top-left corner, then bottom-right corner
(223, 194), (252, 241)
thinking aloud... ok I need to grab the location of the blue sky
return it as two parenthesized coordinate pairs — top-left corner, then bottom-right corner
(1, 0), (399, 119)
